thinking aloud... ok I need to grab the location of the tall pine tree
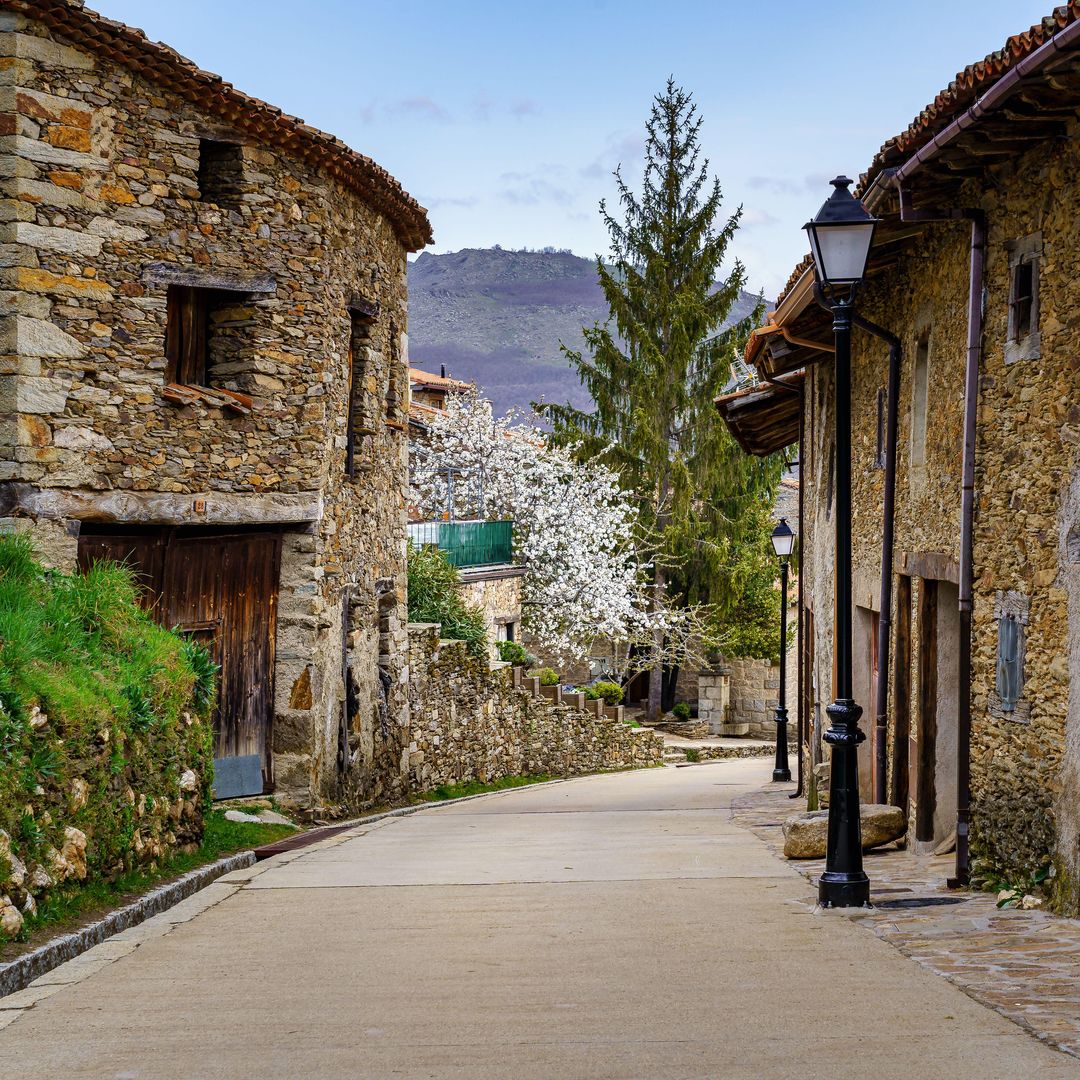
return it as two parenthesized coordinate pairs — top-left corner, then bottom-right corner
(545, 80), (783, 719)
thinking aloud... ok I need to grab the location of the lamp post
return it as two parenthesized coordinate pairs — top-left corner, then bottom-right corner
(770, 518), (795, 783)
(804, 176), (879, 909)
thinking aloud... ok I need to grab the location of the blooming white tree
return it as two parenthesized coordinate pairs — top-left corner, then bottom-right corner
(410, 390), (654, 663)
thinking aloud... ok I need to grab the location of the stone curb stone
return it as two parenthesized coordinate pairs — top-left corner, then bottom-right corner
(0, 851), (255, 999)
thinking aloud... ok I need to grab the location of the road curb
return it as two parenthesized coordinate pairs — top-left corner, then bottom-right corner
(0, 767), (658, 1000)
(0, 851), (255, 1000)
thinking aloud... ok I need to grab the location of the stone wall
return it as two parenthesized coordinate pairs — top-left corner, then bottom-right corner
(725, 656), (783, 738)
(406, 623), (664, 791)
(457, 567), (523, 657)
(0, 8), (424, 812)
(798, 133), (1080, 897)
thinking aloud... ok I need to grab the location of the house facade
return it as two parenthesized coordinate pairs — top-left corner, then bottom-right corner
(0, 0), (432, 809)
(719, 6), (1080, 909)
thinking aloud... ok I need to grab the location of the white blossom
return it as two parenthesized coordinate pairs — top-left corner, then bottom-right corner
(411, 391), (653, 663)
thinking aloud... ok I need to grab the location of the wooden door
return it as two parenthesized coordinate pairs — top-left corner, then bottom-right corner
(915, 578), (938, 844)
(77, 527), (282, 796)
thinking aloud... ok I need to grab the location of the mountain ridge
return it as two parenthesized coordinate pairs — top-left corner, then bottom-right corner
(407, 247), (765, 416)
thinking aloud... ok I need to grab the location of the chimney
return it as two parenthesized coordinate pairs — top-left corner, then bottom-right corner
(441, 364), (447, 378)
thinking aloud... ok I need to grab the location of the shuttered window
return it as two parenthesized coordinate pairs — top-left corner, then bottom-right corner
(165, 286), (209, 386)
(995, 614), (1022, 713)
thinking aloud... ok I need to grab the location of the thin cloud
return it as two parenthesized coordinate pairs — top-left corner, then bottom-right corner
(580, 132), (646, 179)
(424, 195), (479, 209)
(392, 96), (452, 122)
(747, 173), (833, 197)
(499, 176), (576, 207)
(741, 207), (779, 229)
(510, 98), (541, 119)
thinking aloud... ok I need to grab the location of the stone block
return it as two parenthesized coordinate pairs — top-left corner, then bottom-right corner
(782, 804), (907, 859)
(0, 374), (71, 414)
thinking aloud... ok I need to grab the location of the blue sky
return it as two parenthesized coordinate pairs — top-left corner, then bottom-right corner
(97, 0), (1052, 298)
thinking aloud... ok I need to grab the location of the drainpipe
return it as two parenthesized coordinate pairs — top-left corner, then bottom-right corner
(894, 186), (986, 886)
(954, 213), (986, 887)
(813, 285), (901, 807)
(794, 399), (806, 798)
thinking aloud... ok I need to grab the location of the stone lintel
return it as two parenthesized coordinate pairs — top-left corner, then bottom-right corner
(457, 564), (526, 583)
(897, 549), (960, 585)
(0, 483), (322, 526)
(141, 262), (276, 295)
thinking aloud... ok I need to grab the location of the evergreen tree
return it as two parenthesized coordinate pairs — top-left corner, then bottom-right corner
(544, 79), (784, 718)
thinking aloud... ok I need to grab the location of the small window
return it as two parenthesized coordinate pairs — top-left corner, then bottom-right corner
(1005, 233), (1042, 364)
(995, 614), (1022, 712)
(346, 311), (375, 476)
(910, 334), (930, 468)
(165, 286), (209, 385)
(1011, 260), (1035, 341)
(197, 139), (244, 208)
(874, 386), (887, 469)
(991, 590), (1029, 721)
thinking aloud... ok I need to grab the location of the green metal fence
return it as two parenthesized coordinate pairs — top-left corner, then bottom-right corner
(408, 520), (514, 568)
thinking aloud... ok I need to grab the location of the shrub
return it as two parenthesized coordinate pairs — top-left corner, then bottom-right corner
(584, 681), (623, 706)
(407, 542), (489, 659)
(671, 702), (691, 722)
(529, 667), (560, 687)
(0, 536), (214, 940)
(496, 640), (528, 666)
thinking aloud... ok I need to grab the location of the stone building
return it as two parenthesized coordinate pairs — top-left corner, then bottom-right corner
(0, 0), (432, 808)
(719, 7), (1080, 908)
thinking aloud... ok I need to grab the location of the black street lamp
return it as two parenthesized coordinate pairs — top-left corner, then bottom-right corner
(804, 176), (879, 909)
(770, 518), (795, 783)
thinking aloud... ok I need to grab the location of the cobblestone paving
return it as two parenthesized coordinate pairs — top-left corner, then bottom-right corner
(732, 782), (1080, 1058)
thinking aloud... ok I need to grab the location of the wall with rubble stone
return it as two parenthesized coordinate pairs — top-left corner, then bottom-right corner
(406, 623), (664, 791)
(0, 11), (415, 812)
(799, 135), (1080, 900)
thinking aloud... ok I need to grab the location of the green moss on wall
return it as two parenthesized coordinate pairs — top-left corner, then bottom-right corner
(0, 536), (214, 939)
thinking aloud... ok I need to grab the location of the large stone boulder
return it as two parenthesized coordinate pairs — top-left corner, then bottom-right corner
(783, 804), (907, 859)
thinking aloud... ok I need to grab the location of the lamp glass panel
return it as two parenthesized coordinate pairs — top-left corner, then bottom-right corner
(771, 526), (795, 557)
(812, 223), (874, 284)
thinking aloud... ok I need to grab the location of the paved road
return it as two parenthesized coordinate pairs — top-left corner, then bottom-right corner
(3, 760), (1078, 1079)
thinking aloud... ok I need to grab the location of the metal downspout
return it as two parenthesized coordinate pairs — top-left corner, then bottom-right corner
(953, 212), (986, 887)
(851, 314), (901, 808)
(895, 181), (986, 885)
(795, 400), (806, 798)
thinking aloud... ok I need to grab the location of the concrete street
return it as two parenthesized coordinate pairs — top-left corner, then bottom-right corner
(2, 759), (1078, 1079)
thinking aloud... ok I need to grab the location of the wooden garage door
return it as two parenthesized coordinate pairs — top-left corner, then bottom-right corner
(77, 527), (282, 797)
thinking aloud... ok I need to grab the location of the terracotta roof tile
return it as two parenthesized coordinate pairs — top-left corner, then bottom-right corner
(769, 4), (1080, 316)
(408, 367), (473, 391)
(6, 0), (432, 250)
(866, 3), (1080, 184)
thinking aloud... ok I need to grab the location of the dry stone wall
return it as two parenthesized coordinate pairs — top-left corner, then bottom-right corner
(407, 623), (664, 791)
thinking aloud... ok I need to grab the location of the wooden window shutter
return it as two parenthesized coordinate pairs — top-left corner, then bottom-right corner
(165, 286), (208, 386)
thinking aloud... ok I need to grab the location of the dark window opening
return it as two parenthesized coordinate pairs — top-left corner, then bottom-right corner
(1011, 258), (1035, 341)
(165, 285), (252, 389)
(875, 386), (887, 469)
(346, 311), (375, 476)
(995, 614), (1023, 712)
(198, 139), (245, 208)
